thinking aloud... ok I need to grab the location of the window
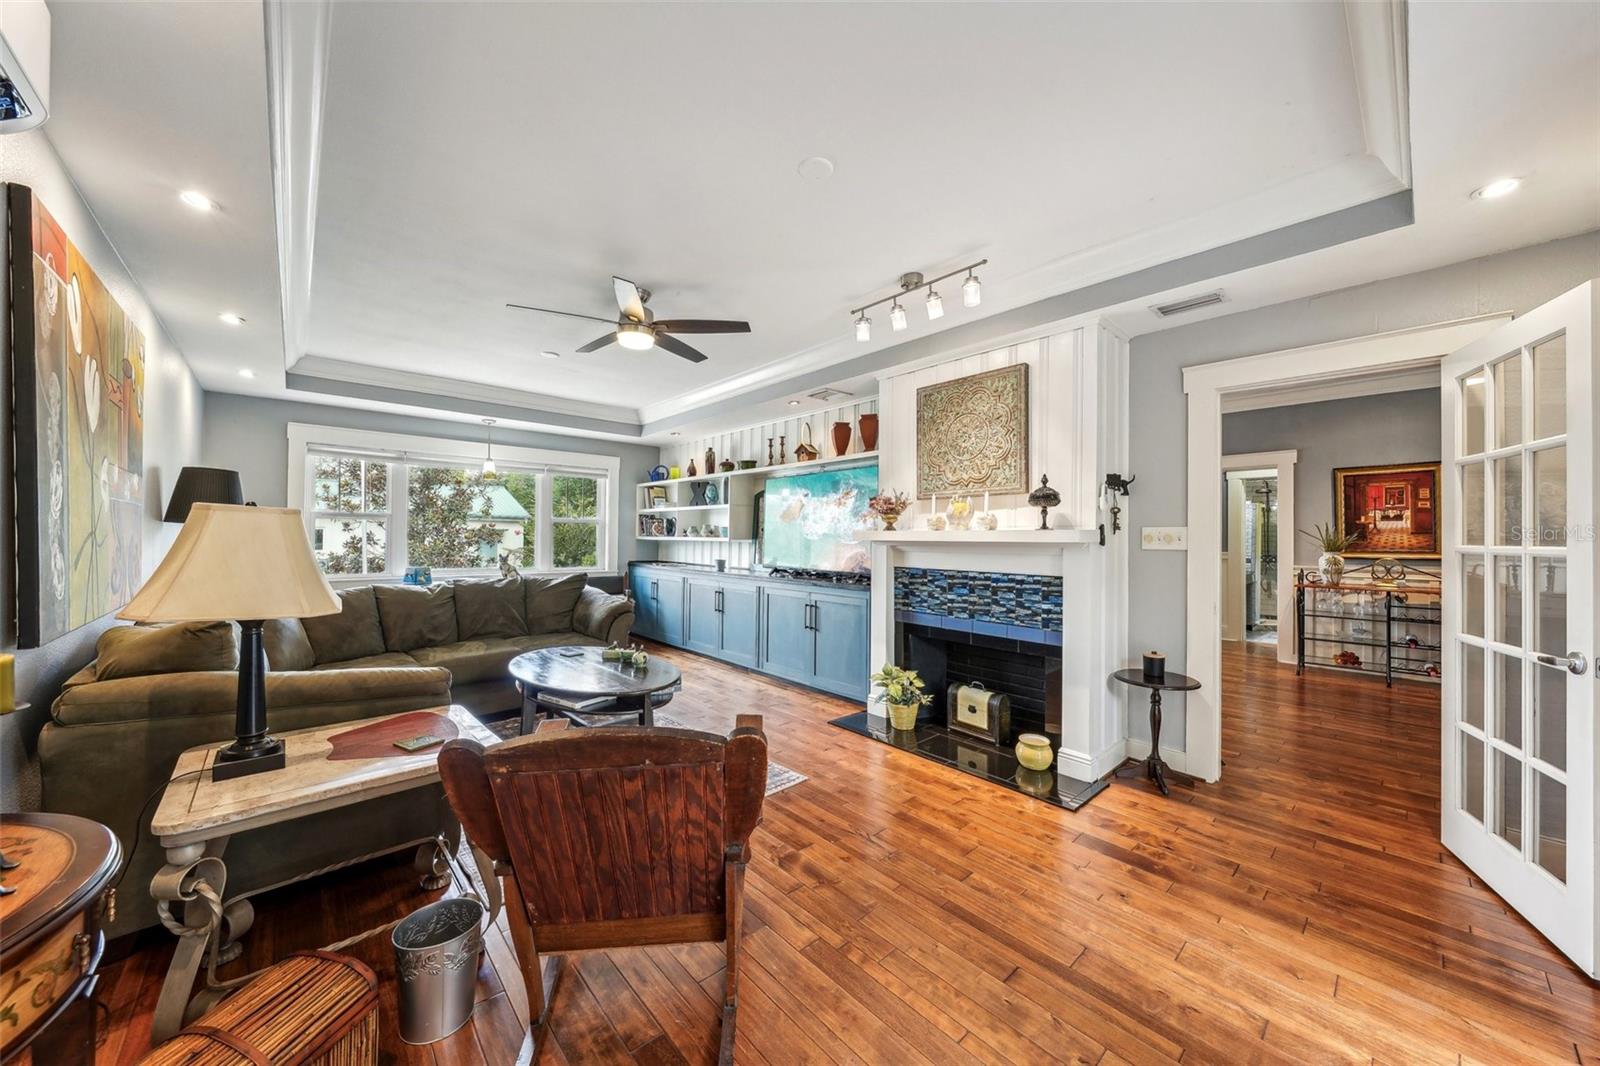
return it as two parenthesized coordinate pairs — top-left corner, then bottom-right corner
(291, 424), (617, 580)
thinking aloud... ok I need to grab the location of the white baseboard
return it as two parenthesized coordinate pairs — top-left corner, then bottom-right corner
(1055, 746), (1093, 781)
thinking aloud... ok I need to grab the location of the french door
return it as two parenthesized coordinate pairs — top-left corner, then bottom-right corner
(1441, 281), (1597, 975)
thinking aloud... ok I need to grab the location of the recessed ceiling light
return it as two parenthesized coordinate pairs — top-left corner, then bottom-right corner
(1472, 177), (1521, 200)
(797, 156), (835, 181)
(218, 311), (245, 326)
(669, 431), (680, 437)
(179, 190), (215, 211)
(540, 350), (560, 359)
(787, 400), (801, 407)
(237, 368), (255, 379)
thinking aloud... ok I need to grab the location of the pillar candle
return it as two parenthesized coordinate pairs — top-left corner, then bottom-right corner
(0, 653), (15, 713)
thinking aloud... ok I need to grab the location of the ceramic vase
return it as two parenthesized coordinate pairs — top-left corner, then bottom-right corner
(858, 413), (879, 452)
(1015, 733), (1053, 771)
(832, 421), (852, 456)
(1319, 552), (1346, 586)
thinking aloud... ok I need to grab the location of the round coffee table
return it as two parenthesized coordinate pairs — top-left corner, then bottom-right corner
(508, 647), (681, 734)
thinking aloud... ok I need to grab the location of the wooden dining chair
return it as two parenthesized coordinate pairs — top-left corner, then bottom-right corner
(439, 716), (767, 1064)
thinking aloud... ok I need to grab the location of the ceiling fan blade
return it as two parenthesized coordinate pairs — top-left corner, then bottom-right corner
(506, 302), (618, 326)
(576, 333), (618, 353)
(613, 276), (646, 322)
(653, 333), (708, 364)
(652, 319), (751, 334)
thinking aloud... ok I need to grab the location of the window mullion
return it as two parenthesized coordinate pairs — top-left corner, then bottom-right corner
(537, 470), (554, 571)
(390, 462), (408, 576)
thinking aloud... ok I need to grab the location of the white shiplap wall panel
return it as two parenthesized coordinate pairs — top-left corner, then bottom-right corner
(652, 398), (880, 568)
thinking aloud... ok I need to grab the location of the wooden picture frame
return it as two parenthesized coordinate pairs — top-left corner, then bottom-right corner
(1332, 462), (1442, 559)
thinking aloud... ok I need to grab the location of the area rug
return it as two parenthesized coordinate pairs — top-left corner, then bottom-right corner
(482, 712), (807, 797)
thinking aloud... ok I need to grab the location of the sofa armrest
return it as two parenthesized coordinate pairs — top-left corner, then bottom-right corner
(572, 586), (633, 645)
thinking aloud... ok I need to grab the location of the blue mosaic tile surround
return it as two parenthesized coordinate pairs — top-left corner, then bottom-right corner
(894, 567), (1063, 646)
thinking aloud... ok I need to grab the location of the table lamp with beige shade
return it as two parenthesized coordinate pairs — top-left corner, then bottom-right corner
(119, 503), (340, 780)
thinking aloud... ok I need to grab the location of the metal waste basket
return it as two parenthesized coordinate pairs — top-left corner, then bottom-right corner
(392, 896), (485, 1043)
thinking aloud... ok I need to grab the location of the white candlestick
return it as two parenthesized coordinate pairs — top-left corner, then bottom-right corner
(983, 491), (990, 513)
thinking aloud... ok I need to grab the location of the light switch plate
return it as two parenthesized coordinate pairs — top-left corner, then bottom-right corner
(1141, 526), (1187, 550)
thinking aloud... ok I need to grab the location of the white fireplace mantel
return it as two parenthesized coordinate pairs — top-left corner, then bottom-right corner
(857, 528), (1099, 546)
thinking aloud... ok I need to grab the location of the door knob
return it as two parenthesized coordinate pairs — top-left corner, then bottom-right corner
(1533, 651), (1588, 676)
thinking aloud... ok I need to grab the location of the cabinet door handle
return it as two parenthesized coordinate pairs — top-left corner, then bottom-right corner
(715, 590), (724, 613)
(651, 580), (659, 600)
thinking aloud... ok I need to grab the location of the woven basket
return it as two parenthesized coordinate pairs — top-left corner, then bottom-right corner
(140, 951), (378, 1066)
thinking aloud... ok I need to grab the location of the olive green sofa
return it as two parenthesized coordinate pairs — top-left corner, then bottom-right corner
(38, 574), (632, 938)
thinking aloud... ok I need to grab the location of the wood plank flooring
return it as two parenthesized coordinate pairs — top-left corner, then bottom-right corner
(98, 641), (1599, 1064)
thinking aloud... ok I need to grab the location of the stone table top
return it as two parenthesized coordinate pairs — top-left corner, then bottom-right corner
(151, 705), (497, 848)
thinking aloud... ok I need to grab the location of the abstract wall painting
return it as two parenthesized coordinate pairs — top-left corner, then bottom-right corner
(9, 185), (145, 647)
(915, 363), (1029, 498)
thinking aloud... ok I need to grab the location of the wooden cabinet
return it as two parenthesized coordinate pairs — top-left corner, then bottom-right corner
(631, 564), (867, 698)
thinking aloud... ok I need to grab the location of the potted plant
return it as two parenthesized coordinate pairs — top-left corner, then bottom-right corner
(870, 663), (932, 731)
(1300, 521), (1356, 585)
(867, 491), (911, 531)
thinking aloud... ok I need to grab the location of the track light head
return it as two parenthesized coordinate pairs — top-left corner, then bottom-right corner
(889, 301), (908, 332)
(925, 288), (944, 320)
(962, 272), (981, 308)
(855, 313), (871, 342)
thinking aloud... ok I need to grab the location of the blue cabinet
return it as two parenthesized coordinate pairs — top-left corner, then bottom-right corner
(811, 591), (870, 700)
(686, 579), (762, 669)
(630, 569), (683, 646)
(759, 587), (816, 686)
(630, 564), (867, 699)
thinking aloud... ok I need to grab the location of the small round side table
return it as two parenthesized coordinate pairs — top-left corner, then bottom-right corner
(1110, 668), (1201, 797)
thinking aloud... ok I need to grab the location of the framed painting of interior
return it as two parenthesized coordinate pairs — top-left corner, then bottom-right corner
(915, 364), (1029, 497)
(8, 184), (145, 647)
(1332, 462), (1441, 559)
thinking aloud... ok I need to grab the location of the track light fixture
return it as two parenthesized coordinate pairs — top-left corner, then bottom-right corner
(851, 259), (987, 341)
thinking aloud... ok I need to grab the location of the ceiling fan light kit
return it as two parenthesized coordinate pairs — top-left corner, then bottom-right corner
(852, 259), (987, 341)
(506, 276), (750, 363)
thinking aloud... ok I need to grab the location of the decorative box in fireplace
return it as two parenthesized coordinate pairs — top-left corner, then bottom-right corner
(947, 683), (1010, 744)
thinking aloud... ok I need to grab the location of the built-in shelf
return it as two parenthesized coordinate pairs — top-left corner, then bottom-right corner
(637, 535), (751, 543)
(639, 504), (729, 512)
(856, 528), (1099, 545)
(636, 451), (878, 490)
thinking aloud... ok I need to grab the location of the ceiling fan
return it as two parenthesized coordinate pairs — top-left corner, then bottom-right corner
(507, 276), (750, 363)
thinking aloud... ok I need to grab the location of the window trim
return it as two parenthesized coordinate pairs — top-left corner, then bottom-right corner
(288, 422), (621, 582)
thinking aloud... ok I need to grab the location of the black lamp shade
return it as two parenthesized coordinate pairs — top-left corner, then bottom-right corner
(163, 467), (244, 523)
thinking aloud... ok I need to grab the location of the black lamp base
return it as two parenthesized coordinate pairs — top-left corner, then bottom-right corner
(211, 618), (286, 781)
(211, 736), (286, 781)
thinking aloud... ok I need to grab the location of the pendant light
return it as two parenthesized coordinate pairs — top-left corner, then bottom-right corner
(962, 270), (981, 308)
(925, 288), (944, 320)
(481, 418), (498, 479)
(889, 300), (908, 332)
(854, 313), (871, 342)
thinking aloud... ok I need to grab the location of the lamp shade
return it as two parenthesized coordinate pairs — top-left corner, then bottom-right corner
(120, 504), (340, 623)
(163, 467), (244, 523)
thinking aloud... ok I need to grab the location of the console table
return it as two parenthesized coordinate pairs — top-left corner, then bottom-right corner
(147, 705), (499, 1043)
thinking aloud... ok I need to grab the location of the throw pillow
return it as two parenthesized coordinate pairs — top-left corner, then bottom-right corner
(301, 586), (388, 664)
(374, 584), (459, 651)
(453, 578), (527, 640)
(262, 617), (316, 671)
(96, 621), (239, 681)
(524, 573), (587, 634)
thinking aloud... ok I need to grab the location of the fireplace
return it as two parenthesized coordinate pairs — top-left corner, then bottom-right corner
(830, 563), (1107, 811)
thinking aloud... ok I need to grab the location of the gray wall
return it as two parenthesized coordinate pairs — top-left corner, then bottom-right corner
(0, 133), (206, 809)
(1223, 387), (1441, 572)
(1128, 229), (1600, 752)
(200, 393), (662, 583)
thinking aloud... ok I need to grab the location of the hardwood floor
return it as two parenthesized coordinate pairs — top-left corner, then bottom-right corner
(98, 640), (1599, 1064)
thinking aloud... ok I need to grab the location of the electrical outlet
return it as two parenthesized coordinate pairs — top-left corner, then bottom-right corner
(1141, 526), (1187, 550)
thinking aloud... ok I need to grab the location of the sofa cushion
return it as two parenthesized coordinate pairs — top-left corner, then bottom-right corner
(309, 652), (421, 671)
(263, 618), (316, 671)
(453, 578), (527, 640)
(374, 584), (458, 651)
(524, 573), (587, 634)
(408, 638), (525, 685)
(95, 622), (239, 681)
(508, 633), (606, 654)
(302, 587), (387, 665)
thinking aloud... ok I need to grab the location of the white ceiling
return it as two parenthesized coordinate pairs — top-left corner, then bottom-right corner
(38, 1), (1600, 444)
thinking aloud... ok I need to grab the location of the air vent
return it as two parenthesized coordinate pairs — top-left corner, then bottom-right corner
(1151, 290), (1226, 317)
(806, 387), (853, 402)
